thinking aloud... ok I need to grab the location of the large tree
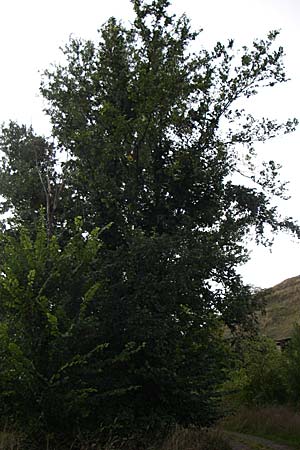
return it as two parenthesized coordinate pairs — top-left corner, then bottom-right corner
(0, 0), (298, 444)
(40, 0), (298, 337)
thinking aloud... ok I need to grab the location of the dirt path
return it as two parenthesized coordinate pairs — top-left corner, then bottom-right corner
(225, 431), (297, 450)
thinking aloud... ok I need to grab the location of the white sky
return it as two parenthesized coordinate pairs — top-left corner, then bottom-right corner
(0, 0), (299, 288)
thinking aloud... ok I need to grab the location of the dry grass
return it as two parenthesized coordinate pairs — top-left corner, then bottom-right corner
(72, 427), (231, 450)
(159, 426), (231, 450)
(257, 275), (300, 341)
(0, 429), (24, 450)
(221, 405), (300, 446)
(0, 426), (231, 450)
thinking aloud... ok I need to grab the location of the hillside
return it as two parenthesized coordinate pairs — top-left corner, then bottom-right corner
(258, 275), (300, 341)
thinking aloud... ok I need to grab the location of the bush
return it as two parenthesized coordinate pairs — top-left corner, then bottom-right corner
(222, 335), (287, 408)
(285, 324), (300, 404)
(0, 221), (144, 441)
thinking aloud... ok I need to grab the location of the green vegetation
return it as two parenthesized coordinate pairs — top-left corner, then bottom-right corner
(0, 0), (298, 448)
(223, 325), (300, 408)
(222, 335), (287, 409)
(221, 326), (300, 448)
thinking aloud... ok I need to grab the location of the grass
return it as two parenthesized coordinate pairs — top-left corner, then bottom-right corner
(158, 426), (231, 450)
(221, 405), (300, 448)
(0, 426), (231, 450)
(258, 275), (300, 341)
(0, 429), (24, 450)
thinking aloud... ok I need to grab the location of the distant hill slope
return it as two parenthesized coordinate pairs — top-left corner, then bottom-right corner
(258, 275), (300, 341)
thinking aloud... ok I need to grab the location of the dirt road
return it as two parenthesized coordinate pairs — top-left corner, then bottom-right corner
(226, 431), (297, 450)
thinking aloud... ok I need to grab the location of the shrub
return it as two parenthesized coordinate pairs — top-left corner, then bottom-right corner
(222, 335), (287, 408)
(285, 324), (300, 404)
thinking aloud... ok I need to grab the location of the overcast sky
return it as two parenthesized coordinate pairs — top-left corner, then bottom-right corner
(0, 0), (299, 288)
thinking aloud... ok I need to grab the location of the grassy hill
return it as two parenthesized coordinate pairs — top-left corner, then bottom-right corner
(258, 275), (300, 341)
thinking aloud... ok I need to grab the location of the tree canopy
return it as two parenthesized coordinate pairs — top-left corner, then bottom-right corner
(0, 0), (298, 446)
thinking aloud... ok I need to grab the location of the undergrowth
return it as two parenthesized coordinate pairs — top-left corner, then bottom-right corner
(0, 426), (231, 450)
(221, 405), (300, 448)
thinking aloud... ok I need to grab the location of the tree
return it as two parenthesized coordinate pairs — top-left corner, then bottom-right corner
(41, 2), (297, 242)
(0, 122), (60, 235)
(0, 0), (298, 443)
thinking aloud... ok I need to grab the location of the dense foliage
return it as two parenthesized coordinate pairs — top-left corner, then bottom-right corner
(0, 0), (298, 446)
(223, 326), (300, 409)
(222, 336), (287, 409)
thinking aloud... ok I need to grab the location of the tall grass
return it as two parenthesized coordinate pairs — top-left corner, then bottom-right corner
(159, 426), (231, 450)
(0, 426), (231, 450)
(0, 429), (23, 450)
(222, 405), (300, 446)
